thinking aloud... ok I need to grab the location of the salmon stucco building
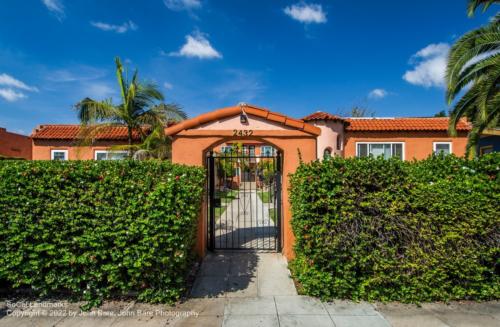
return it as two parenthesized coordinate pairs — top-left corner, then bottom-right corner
(0, 127), (32, 160)
(27, 104), (472, 259)
(30, 105), (471, 161)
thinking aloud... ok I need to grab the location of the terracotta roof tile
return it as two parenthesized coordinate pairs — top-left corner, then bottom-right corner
(165, 104), (322, 136)
(345, 117), (471, 132)
(31, 123), (176, 140)
(302, 111), (345, 122)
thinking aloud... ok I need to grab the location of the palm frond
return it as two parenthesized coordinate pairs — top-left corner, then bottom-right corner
(75, 98), (119, 125)
(467, 0), (499, 17)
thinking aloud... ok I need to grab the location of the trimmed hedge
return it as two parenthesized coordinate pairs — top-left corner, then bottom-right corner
(0, 160), (205, 308)
(289, 154), (500, 302)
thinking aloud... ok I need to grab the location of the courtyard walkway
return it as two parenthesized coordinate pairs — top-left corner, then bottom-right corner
(1, 252), (499, 326)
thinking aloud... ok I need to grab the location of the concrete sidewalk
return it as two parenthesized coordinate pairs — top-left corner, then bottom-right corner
(1, 252), (499, 327)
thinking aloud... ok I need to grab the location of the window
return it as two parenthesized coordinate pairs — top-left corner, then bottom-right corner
(94, 150), (128, 161)
(336, 135), (342, 150)
(221, 146), (232, 154)
(243, 145), (255, 156)
(323, 148), (332, 159)
(356, 142), (404, 160)
(433, 142), (452, 155)
(261, 146), (274, 157)
(51, 149), (68, 161)
(479, 146), (493, 156)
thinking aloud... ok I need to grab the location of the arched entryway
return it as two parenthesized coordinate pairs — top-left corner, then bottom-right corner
(165, 104), (320, 259)
(206, 140), (282, 251)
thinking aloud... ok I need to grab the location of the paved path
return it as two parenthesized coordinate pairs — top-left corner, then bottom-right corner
(1, 252), (499, 326)
(215, 189), (276, 250)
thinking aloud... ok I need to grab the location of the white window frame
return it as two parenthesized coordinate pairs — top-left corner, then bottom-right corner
(355, 142), (405, 160)
(260, 145), (274, 156)
(433, 142), (452, 155)
(50, 149), (68, 160)
(220, 146), (232, 154)
(94, 150), (128, 160)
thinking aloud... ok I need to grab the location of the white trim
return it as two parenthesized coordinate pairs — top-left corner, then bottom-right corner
(433, 142), (452, 154)
(355, 142), (405, 160)
(50, 149), (68, 160)
(94, 150), (128, 160)
(260, 145), (274, 156)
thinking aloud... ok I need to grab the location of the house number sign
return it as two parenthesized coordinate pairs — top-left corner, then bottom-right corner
(233, 129), (254, 136)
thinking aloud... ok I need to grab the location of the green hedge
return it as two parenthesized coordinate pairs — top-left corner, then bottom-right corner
(289, 154), (500, 302)
(0, 160), (205, 308)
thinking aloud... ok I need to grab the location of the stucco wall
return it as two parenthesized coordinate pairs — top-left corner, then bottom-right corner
(308, 120), (344, 158)
(344, 131), (469, 159)
(32, 140), (131, 160)
(0, 127), (32, 159)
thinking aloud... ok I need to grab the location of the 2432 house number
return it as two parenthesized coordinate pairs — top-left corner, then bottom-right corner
(233, 129), (253, 136)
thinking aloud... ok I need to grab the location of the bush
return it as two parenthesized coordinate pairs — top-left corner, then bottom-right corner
(0, 160), (205, 308)
(289, 154), (500, 302)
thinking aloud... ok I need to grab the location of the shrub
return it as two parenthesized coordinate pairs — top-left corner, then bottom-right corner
(0, 160), (205, 308)
(289, 154), (500, 302)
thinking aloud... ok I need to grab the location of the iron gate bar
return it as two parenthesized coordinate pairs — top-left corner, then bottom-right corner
(207, 151), (281, 251)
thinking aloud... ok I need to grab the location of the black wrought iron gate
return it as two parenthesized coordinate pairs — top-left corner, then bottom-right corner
(206, 150), (282, 251)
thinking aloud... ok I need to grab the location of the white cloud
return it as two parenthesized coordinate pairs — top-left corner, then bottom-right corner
(213, 69), (265, 102)
(46, 66), (106, 82)
(163, 0), (201, 11)
(163, 82), (173, 90)
(0, 73), (38, 91)
(284, 3), (327, 24)
(0, 73), (38, 102)
(41, 0), (65, 20)
(90, 20), (138, 33)
(403, 43), (450, 88)
(170, 33), (222, 59)
(368, 88), (388, 99)
(82, 82), (115, 99)
(0, 88), (26, 102)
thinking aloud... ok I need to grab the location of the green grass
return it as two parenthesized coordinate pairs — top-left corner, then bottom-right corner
(268, 208), (276, 223)
(214, 189), (239, 219)
(257, 190), (273, 203)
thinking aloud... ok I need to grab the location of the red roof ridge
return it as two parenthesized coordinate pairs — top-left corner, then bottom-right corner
(165, 104), (321, 136)
(302, 111), (345, 122)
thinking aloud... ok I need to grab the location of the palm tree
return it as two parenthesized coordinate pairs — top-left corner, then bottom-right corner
(467, 0), (498, 16)
(75, 57), (187, 157)
(446, 1), (499, 155)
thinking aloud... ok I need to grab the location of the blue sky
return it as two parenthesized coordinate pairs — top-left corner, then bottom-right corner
(0, 0), (493, 135)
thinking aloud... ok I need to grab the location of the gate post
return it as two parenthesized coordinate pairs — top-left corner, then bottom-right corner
(207, 151), (215, 251)
(276, 151), (283, 252)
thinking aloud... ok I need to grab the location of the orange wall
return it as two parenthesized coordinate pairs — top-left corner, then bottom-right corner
(344, 131), (469, 160)
(171, 131), (317, 260)
(32, 140), (130, 160)
(0, 128), (32, 159)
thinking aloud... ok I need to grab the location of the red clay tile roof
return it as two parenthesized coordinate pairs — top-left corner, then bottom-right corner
(302, 111), (345, 122)
(345, 117), (471, 132)
(31, 125), (156, 140)
(165, 104), (322, 136)
(32, 125), (141, 140)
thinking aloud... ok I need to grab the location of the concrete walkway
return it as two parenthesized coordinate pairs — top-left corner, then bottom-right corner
(1, 252), (499, 326)
(215, 190), (276, 250)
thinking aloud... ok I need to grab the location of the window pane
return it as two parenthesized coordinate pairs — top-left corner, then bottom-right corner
(109, 152), (127, 160)
(358, 144), (368, 157)
(336, 136), (342, 150)
(95, 152), (107, 160)
(392, 144), (403, 159)
(323, 148), (331, 159)
(435, 143), (450, 155)
(370, 144), (385, 157)
(52, 151), (66, 160)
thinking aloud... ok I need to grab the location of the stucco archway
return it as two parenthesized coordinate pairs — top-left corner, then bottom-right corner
(165, 104), (320, 260)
